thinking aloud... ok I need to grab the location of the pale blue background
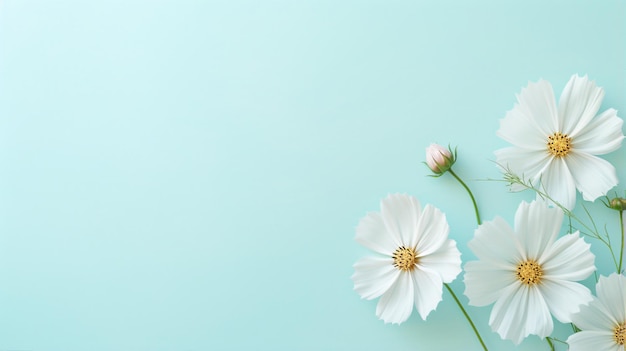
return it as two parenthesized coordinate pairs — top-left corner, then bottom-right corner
(0, 1), (625, 350)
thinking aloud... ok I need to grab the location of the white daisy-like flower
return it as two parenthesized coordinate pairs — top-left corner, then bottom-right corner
(567, 273), (626, 351)
(496, 74), (624, 210)
(351, 194), (462, 324)
(464, 200), (595, 344)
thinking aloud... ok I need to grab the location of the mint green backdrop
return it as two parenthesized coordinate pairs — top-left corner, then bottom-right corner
(0, 1), (624, 350)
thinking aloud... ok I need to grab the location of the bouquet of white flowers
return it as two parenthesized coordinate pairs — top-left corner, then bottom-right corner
(352, 75), (625, 351)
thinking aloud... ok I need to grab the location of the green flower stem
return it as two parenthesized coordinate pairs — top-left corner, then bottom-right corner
(448, 169), (482, 225)
(444, 283), (488, 351)
(546, 337), (555, 351)
(619, 210), (624, 273)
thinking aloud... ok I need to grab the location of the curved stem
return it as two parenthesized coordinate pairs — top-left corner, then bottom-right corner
(444, 283), (488, 351)
(449, 169), (482, 225)
(546, 337), (555, 351)
(619, 211), (624, 273)
(550, 337), (570, 345)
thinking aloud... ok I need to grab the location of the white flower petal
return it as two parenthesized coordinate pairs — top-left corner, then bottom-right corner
(595, 273), (626, 323)
(571, 297), (618, 332)
(524, 285), (554, 339)
(380, 194), (421, 248)
(558, 75), (605, 136)
(516, 79), (559, 135)
(495, 147), (551, 182)
(540, 279), (593, 323)
(567, 331), (621, 351)
(497, 106), (548, 150)
(375, 271), (415, 324)
(567, 151), (619, 202)
(514, 201), (561, 260)
(573, 108), (624, 154)
(411, 268), (443, 320)
(352, 256), (399, 300)
(541, 232), (595, 281)
(489, 284), (524, 342)
(414, 204), (448, 256)
(540, 157), (577, 210)
(468, 217), (523, 266)
(418, 239), (461, 283)
(489, 284), (553, 344)
(355, 212), (397, 255)
(464, 261), (516, 306)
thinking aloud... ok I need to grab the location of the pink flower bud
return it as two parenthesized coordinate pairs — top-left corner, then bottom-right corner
(425, 144), (455, 175)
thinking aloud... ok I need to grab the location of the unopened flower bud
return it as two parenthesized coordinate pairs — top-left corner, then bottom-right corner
(425, 144), (455, 175)
(608, 197), (626, 211)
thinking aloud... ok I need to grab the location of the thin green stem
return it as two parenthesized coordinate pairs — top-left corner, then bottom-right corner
(550, 337), (569, 345)
(448, 169), (482, 225)
(546, 337), (555, 351)
(619, 211), (624, 273)
(444, 283), (488, 351)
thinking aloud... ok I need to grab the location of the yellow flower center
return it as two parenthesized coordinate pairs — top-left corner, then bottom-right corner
(516, 260), (543, 285)
(615, 323), (626, 345)
(547, 132), (572, 157)
(392, 246), (417, 271)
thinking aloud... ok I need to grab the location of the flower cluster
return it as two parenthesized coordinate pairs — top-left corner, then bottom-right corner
(352, 75), (626, 351)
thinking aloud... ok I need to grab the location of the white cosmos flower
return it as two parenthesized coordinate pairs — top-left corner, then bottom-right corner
(496, 74), (624, 210)
(351, 194), (462, 324)
(463, 200), (595, 344)
(567, 273), (626, 351)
